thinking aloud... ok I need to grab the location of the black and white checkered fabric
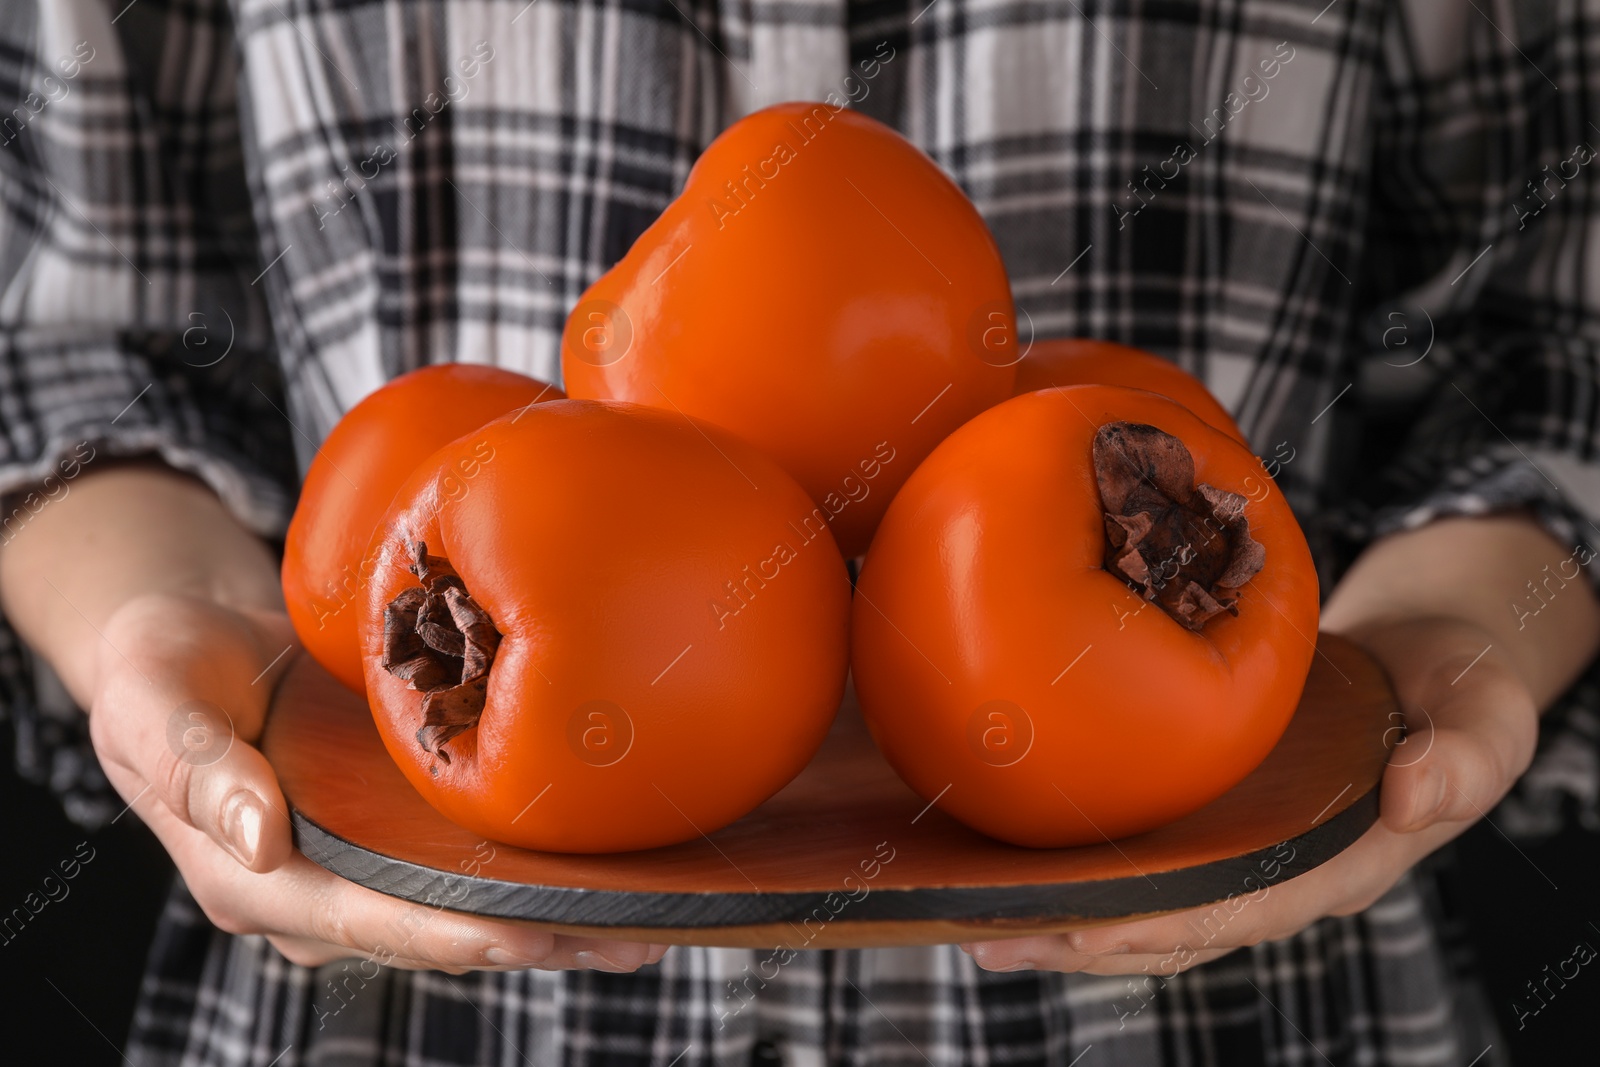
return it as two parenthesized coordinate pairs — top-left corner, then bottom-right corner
(2, 0), (1597, 1063)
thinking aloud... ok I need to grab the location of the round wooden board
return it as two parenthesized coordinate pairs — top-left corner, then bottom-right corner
(262, 633), (1395, 948)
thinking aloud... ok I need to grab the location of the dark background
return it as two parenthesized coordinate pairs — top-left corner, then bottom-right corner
(0, 725), (1594, 1065)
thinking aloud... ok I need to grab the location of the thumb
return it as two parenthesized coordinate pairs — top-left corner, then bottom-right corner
(90, 596), (297, 873)
(154, 699), (295, 872)
(1363, 622), (1538, 834)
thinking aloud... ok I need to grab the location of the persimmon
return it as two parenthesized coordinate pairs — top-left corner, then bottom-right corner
(358, 399), (851, 853)
(282, 364), (562, 693)
(1015, 338), (1248, 445)
(852, 384), (1318, 848)
(561, 101), (1017, 557)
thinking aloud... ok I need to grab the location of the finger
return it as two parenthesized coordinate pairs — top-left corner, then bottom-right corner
(237, 858), (558, 970)
(1075, 947), (1234, 977)
(270, 937), (671, 973)
(266, 861), (662, 972)
(90, 603), (297, 872)
(266, 934), (669, 974)
(962, 934), (1097, 973)
(960, 935), (1234, 976)
(145, 803), (559, 968)
(1063, 814), (1468, 962)
(1062, 904), (1277, 962)
(92, 677), (294, 872)
(266, 935), (475, 973)
(264, 934), (515, 973)
(1375, 640), (1537, 833)
(1062, 885), (1333, 960)
(146, 796), (672, 972)
(539, 936), (672, 972)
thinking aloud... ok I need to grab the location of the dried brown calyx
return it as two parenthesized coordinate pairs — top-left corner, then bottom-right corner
(1094, 422), (1265, 630)
(380, 540), (500, 763)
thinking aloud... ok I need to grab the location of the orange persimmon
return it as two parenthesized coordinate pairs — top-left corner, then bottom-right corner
(852, 384), (1317, 847)
(282, 364), (562, 692)
(358, 399), (851, 853)
(562, 101), (1017, 557)
(1015, 338), (1247, 445)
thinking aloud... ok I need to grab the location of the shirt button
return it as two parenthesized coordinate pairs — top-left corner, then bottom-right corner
(750, 1038), (782, 1066)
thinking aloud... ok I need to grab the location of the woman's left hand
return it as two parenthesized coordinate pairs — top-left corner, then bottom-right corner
(962, 511), (1600, 976)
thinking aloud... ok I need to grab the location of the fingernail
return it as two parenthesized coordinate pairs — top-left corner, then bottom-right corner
(644, 944), (670, 966)
(968, 945), (1038, 972)
(1069, 932), (1131, 956)
(222, 790), (264, 866)
(574, 949), (636, 972)
(1404, 770), (1449, 831)
(485, 944), (547, 968)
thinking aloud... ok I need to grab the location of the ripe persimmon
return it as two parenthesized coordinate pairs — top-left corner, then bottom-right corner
(562, 101), (1017, 557)
(1015, 338), (1248, 445)
(282, 364), (562, 692)
(358, 399), (851, 853)
(852, 384), (1318, 847)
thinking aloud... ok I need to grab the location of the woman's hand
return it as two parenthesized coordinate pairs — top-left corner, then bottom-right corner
(1, 463), (665, 973)
(960, 514), (1599, 975)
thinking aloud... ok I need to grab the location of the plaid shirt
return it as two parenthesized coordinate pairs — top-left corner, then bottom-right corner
(2, 0), (1597, 1063)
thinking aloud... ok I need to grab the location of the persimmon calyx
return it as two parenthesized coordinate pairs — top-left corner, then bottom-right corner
(1093, 422), (1265, 630)
(380, 540), (500, 762)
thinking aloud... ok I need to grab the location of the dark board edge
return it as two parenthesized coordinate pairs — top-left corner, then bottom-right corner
(291, 780), (1378, 932)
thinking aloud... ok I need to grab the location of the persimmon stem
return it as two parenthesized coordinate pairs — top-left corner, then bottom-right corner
(379, 540), (500, 763)
(1093, 422), (1265, 630)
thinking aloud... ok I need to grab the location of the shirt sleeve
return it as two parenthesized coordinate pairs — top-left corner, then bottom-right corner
(1352, 0), (1600, 837)
(0, 0), (296, 826)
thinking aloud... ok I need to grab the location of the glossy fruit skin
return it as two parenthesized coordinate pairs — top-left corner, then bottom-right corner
(283, 364), (563, 693)
(561, 102), (1017, 557)
(359, 399), (851, 853)
(1015, 339), (1248, 445)
(851, 385), (1318, 848)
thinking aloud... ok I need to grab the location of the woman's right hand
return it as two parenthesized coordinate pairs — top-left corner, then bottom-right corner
(4, 464), (665, 974)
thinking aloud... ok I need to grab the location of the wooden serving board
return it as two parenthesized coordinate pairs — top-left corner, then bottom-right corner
(262, 634), (1395, 948)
